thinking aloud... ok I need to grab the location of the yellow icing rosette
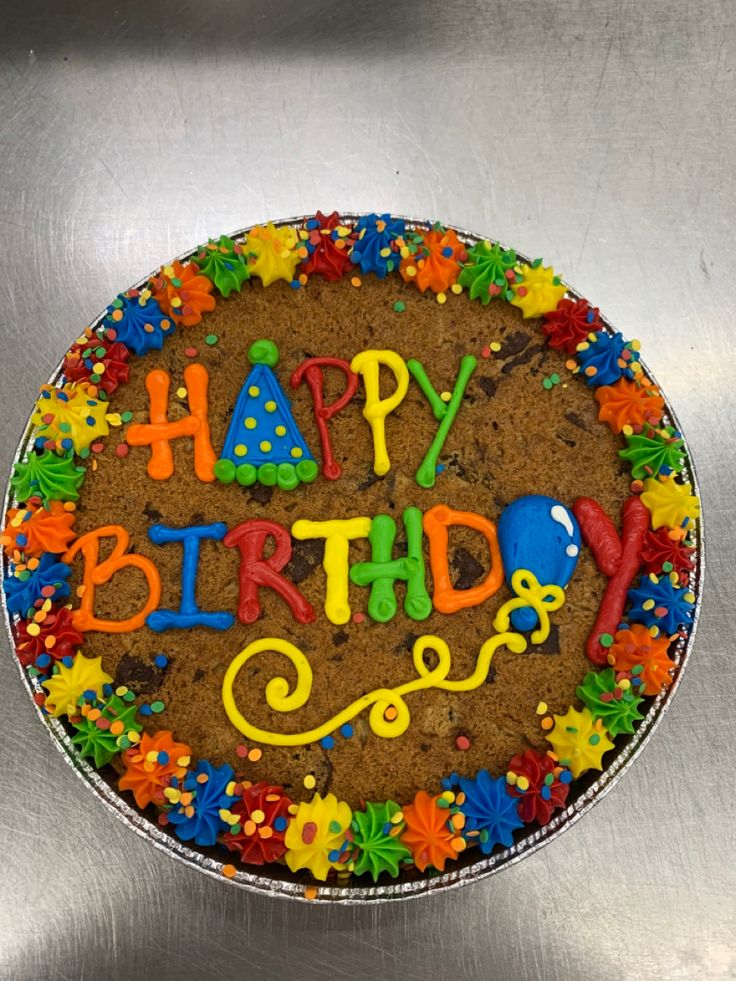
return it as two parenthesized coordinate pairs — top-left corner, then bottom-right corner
(510, 263), (567, 318)
(244, 222), (302, 287)
(284, 792), (352, 880)
(42, 654), (113, 718)
(545, 705), (614, 778)
(32, 383), (110, 454)
(640, 477), (700, 531)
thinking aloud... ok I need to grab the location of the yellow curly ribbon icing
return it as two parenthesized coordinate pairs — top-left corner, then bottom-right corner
(221, 569), (565, 746)
(640, 477), (700, 531)
(32, 383), (110, 454)
(510, 264), (567, 318)
(545, 705), (614, 778)
(42, 654), (112, 718)
(244, 222), (301, 286)
(284, 792), (352, 880)
(350, 350), (409, 476)
(492, 569), (565, 645)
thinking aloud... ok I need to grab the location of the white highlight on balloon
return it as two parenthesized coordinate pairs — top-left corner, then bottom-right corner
(566, 544), (579, 557)
(550, 504), (574, 538)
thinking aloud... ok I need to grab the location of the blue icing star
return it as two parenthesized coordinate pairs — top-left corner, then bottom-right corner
(166, 759), (235, 847)
(3, 552), (71, 616)
(350, 214), (406, 278)
(627, 575), (694, 634)
(104, 291), (175, 356)
(576, 330), (639, 387)
(457, 770), (524, 854)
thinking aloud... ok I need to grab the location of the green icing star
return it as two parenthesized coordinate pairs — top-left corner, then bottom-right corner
(70, 694), (142, 769)
(618, 428), (686, 479)
(350, 800), (412, 881)
(194, 235), (250, 297)
(576, 668), (644, 737)
(458, 240), (518, 304)
(10, 450), (86, 505)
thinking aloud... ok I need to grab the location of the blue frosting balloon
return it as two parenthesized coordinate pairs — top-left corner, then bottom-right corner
(497, 495), (581, 631)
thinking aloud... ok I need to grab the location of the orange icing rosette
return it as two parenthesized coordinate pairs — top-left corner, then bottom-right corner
(399, 226), (466, 294)
(1, 500), (76, 560)
(119, 730), (192, 809)
(594, 376), (665, 434)
(607, 624), (677, 696)
(150, 260), (215, 327)
(400, 790), (461, 872)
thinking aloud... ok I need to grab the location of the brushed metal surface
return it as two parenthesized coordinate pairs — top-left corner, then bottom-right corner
(0, 0), (733, 978)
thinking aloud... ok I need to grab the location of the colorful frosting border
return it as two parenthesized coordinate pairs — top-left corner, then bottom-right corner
(0, 213), (703, 902)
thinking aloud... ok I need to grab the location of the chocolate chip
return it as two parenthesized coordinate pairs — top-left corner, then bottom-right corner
(451, 547), (485, 590)
(420, 742), (430, 753)
(142, 504), (162, 522)
(564, 411), (589, 432)
(285, 538), (324, 584)
(493, 330), (531, 359)
(248, 484), (274, 506)
(116, 654), (164, 695)
(193, 668), (205, 683)
(501, 342), (546, 375)
(556, 431), (576, 448)
(485, 666), (497, 684)
(477, 376), (497, 398)
(357, 471), (382, 491)
(332, 630), (349, 647)
(528, 623), (560, 656)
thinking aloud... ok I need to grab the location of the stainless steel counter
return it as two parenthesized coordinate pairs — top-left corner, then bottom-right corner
(0, 1), (733, 978)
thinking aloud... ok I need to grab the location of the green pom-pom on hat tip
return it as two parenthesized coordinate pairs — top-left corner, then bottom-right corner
(248, 339), (279, 367)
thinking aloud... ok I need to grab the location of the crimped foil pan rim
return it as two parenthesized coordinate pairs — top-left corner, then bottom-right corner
(0, 214), (705, 903)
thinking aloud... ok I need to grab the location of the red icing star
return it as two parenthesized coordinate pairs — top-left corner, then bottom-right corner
(15, 604), (84, 669)
(63, 332), (131, 396)
(300, 211), (355, 281)
(542, 298), (602, 354)
(222, 781), (292, 866)
(640, 527), (696, 584)
(506, 749), (570, 826)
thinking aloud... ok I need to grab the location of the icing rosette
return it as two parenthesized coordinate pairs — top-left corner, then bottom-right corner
(457, 771), (523, 854)
(542, 298), (602, 354)
(150, 261), (216, 328)
(458, 239), (518, 303)
(192, 235), (250, 297)
(400, 790), (461, 872)
(640, 527), (695, 582)
(3, 552), (71, 617)
(640, 476), (700, 531)
(243, 223), (302, 287)
(607, 624), (677, 696)
(222, 782), (293, 866)
(41, 654), (113, 718)
(627, 573), (695, 634)
(398, 223), (466, 294)
(9, 450), (85, 506)
(63, 329), (131, 397)
(545, 706), (614, 778)
(70, 692), (143, 768)
(104, 288), (175, 356)
(1, 500), (76, 560)
(595, 376), (664, 434)
(576, 667), (645, 737)
(165, 759), (237, 847)
(32, 383), (109, 455)
(348, 800), (412, 881)
(15, 603), (83, 671)
(349, 214), (405, 279)
(119, 730), (192, 809)
(299, 211), (354, 281)
(283, 792), (352, 881)
(575, 330), (641, 387)
(506, 749), (572, 826)
(619, 427), (686, 480)
(510, 262), (567, 318)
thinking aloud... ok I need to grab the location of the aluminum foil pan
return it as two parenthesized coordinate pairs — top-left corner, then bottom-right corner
(0, 215), (704, 903)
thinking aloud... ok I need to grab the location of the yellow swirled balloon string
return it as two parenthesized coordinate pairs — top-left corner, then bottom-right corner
(221, 570), (560, 746)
